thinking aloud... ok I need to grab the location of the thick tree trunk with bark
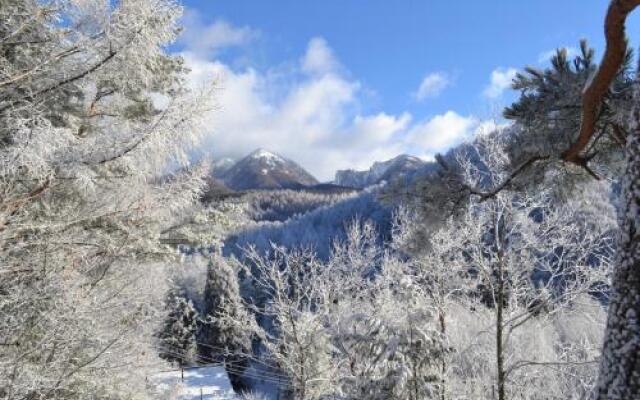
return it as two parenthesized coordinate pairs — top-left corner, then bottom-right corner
(595, 76), (640, 399)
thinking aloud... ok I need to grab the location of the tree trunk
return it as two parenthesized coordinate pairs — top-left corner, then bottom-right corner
(595, 76), (640, 398)
(496, 253), (506, 400)
(438, 308), (447, 400)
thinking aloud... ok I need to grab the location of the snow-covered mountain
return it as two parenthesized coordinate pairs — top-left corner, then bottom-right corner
(334, 154), (434, 188)
(218, 149), (319, 190)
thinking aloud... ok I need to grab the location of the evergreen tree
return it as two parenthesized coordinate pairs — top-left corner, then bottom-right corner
(200, 254), (251, 391)
(159, 288), (199, 367)
(503, 40), (634, 187)
(506, 41), (632, 153)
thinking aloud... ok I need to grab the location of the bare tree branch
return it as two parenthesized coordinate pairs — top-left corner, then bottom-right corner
(469, 155), (551, 201)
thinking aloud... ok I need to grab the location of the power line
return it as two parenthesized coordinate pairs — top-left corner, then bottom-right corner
(159, 339), (292, 378)
(152, 344), (293, 385)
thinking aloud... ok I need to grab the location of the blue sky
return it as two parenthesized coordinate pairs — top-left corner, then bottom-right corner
(177, 1), (640, 180)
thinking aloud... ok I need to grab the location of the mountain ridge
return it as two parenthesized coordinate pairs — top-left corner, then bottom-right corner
(334, 154), (435, 188)
(216, 149), (319, 190)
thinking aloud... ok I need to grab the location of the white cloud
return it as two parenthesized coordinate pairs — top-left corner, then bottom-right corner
(483, 67), (517, 99)
(414, 72), (450, 100)
(301, 37), (341, 76)
(538, 46), (579, 63)
(182, 47), (367, 180)
(179, 11), (258, 57)
(405, 111), (477, 154)
(350, 113), (412, 146)
(182, 35), (495, 180)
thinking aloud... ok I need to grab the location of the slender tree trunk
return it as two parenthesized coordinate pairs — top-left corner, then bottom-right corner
(298, 376), (306, 400)
(496, 254), (506, 400)
(288, 307), (306, 400)
(595, 74), (640, 399)
(438, 307), (447, 400)
(410, 323), (419, 400)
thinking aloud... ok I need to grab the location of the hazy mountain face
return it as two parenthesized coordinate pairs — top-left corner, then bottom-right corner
(334, 154), (433, 188)
(217, 149), (319, 190)
(212, 158), (236, 178)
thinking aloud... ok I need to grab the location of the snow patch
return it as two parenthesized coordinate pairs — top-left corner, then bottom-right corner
(152, 365), (238, 400)
(250, 149), (283, 163)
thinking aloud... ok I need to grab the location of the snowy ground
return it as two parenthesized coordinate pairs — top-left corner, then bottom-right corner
(153, 365), (238, 399)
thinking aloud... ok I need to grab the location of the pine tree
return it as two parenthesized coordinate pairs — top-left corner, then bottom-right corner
(503, 39), (633, 186)
(159, 288), (199, 367)
(200, 254), (251, 391)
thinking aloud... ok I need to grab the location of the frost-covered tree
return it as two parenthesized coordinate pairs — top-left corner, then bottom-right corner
(389, 128), (615, 399)
(201, 254), (250, 359)
(159, 287), (198, 367)
(327, 257), (445, 400)
(432, 135), (613, 400)
(0, 1), (214, 398)
(220, 245), (335, 400)
(391, 208), (466, 399)
(300, 221), (445, 400)
(200, 253), (251, 392)
(451, 194), (610, 399)
(503, 1), (640, 396)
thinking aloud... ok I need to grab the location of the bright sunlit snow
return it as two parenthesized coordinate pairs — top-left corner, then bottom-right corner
(153, 366), (237, 400)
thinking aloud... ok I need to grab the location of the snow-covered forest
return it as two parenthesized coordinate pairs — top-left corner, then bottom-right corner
(2, 1), (640, 399)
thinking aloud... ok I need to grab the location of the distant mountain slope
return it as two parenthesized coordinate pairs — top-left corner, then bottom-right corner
(242, 188), (358, 223)
(224, 186), (391, 261)
(335, 154), (435, 188)
(218, 149), (319, 190)
(212, 157), (236, 178)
